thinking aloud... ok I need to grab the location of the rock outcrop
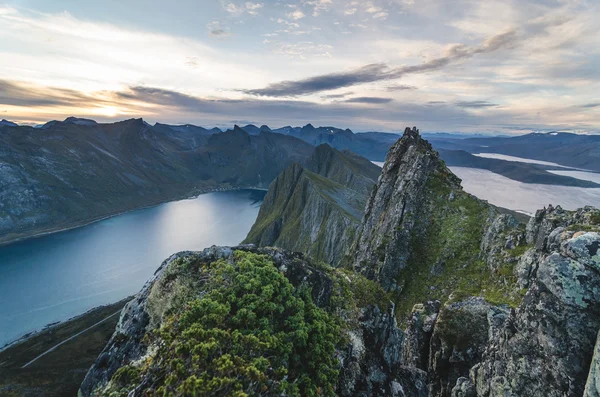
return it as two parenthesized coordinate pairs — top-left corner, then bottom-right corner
(244, 144), (380, 264)
(472, 207), (600, 397)
(80, 246), (419, 397)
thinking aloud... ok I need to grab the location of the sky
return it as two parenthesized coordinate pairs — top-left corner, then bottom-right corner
(0, 0), (599, 133)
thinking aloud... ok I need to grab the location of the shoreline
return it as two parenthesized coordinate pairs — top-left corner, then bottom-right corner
(0, 185), (268, 248)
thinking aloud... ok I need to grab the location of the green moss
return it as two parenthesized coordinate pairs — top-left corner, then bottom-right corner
(566, 224), (600, 232)
(507, 244), (531, 258)
(391, 169), (525, 324)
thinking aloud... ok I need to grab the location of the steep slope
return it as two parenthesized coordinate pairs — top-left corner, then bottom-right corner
(0, 121), (313, 245)
(243, 144), (380, 264)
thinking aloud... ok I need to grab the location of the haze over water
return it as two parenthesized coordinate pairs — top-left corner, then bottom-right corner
(0, 190), (265, 347)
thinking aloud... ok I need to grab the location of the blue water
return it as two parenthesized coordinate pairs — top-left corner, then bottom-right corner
(0, 189), (265, 347)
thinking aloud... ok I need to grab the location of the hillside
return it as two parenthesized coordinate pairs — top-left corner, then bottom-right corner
(0, 120), (313, 245)
(244, 144), (380, 264)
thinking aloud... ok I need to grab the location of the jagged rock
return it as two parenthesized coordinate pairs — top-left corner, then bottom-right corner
(352, 127), (465, 290)
(515, 248), (540, 288)
(585, 330), (600, 397)
(338, 304), (428, 396)
(480, 214), (525, 272)
(403, 300), (440, 370)
(428, 297), (508, 397)
(473, 215), (600, 397)
(451, 377), (476, 397)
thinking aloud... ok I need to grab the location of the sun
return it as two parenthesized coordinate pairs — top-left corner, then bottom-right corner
(96, 106), (119, 117)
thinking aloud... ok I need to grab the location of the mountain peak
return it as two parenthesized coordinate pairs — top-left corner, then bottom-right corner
(64, 117), (98, 126)
(0, 119), (18, 127)
(352, 126), (465, 289)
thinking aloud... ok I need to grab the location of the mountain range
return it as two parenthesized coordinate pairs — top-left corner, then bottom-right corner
(2, 117), (599, 245)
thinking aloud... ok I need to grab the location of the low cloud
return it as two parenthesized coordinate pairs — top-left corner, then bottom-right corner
(321, 91), (354, 99)
(387, 84), (417, 91)
(207, 21), (232, 38)
(343, 97), (393, 104)
(243, 29), (519, 97)
(455, 100), (499, 108)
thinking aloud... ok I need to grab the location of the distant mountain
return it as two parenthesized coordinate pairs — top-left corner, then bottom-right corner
(244, 144), (380, 264)
(266, 123), (399, 161)
(64, 117), (98, 126)
(0, 119), (18, 127)
(429, 131), (600, 172)
(0, 120), (313, 245)
(438, 149), (600, 188)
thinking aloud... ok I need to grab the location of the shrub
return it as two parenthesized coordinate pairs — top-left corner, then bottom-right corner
(117, 251), (341, 397)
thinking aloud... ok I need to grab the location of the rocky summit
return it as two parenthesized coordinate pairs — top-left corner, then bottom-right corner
(80, 127), (600, 396)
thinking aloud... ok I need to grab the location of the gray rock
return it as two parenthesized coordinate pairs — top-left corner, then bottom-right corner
(403, 300), (440, 370)
(451, 377), (476, 397)
(428, 297), (507, 397)
(473, 217), (600, 397)
(585, 330), (600, 397)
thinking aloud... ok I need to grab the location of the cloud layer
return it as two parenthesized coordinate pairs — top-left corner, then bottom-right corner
(0, 0), (598, 134)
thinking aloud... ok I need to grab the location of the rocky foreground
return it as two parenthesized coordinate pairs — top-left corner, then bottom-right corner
(80, 128), (600, 396)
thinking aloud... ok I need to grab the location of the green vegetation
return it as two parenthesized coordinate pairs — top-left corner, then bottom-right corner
(591, 211), (600, 225)
(566, 223), (600, 232)
(392, 168), (526, 323)
(104, 251), (341, 397)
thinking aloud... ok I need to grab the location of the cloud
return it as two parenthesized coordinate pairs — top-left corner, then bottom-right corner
(387, 84), (417, 91)
(322, 91), (354, 99)
(245, 2), (264, 15)
(455, 100), (499, 108)
(0, 79), (108, 107)
(287, 9), (305, 20)
(207, 21), (232, 37)
(223, 1), (263, 15)
(343, 97), (393, 104)
(304, 0), (333, 16)
(581, 103), (600, 108)
(243, 29), (519, 96)
(271, 41), (333, 59)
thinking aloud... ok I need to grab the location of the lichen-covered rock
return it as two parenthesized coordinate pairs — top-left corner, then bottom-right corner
(402, 300), (440, 370)
(473, 217), (600, 397)
(480, 213), (526, 272)
(451, 377), (476, 397)
(428, 297), (508, 397)
(585, 330), (600, 397)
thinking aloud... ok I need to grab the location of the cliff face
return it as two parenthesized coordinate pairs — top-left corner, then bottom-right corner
(243, 144), (380, 264)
